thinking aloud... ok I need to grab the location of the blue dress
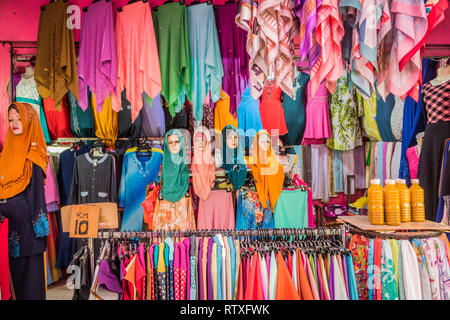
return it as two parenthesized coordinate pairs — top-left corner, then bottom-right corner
(237, 86), (263, 150)
(375, 91), (397, 142)
(119, 149), (162, 231)
(399, 59), (437, 183)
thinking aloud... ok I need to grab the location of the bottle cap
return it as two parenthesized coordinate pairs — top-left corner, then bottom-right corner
(396, 179), (406, 184)
(371, 179), (381, 185)
(411, 179), (419, 184)
(386, 179), (395, 185)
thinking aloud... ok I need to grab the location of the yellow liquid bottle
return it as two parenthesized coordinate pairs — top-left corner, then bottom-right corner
(396, 179), (411, 222)
(384, 179), (401, 226)
(410, 179), (425, 222)
(368, 179), (384, 225)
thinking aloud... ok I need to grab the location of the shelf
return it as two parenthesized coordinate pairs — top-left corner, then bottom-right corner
(337, 215), (450, 232)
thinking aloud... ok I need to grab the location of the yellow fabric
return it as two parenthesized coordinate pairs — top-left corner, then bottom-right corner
(0, 103), (48, 199)
(125, 146), (163, 155)
(214, 89), (238, 149)
(91, 94), (118, 149)
(248, 130), (285, 211)
(357, 92), (382, 141)
(389, 239), (399, 287)
(34, 0), (78, 111)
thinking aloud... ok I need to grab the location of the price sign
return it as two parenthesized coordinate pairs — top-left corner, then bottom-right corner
(69, 205), (100, 238)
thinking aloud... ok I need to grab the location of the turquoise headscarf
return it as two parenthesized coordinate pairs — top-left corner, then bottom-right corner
(221, 125), (247, 190)
(161, 129), (190, 202)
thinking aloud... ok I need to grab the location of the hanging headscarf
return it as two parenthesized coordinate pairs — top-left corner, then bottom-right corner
(0, 102), (48, 199)
(191, 127), (216, 200)
(221, 125), (247, 190)
(249, 130), (285, 211)
(161, 129), (190, 203)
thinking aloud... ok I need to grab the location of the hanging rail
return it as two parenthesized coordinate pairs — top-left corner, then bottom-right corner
(98, 226), (345, 241)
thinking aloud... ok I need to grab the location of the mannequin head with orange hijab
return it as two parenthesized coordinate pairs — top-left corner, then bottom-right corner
(0, 102), (48, 199)
(249, 130), (285, 211)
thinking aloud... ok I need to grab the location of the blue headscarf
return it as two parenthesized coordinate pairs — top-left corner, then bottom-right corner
(221, 125), (247, 190)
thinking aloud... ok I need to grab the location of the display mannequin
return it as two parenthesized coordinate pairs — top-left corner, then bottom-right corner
(430, 58), (450, 86)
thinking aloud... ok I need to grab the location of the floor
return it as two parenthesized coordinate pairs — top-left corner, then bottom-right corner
(46, 279), (73, 300)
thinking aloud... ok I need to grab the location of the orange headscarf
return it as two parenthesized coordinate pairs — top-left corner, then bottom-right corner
(249, 130), (285, 211)
(0, 102), (48, 199)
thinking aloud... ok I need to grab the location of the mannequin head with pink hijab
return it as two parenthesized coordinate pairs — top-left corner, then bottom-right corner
(191, 126), (216, 200)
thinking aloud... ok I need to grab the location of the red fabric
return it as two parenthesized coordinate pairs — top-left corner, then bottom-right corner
(374, 238), (383, 300)
(287, 252), (293, 276)
(244, 252), (264, 300)
(236, 257), (244, 300)
(259, 83), (288, 136)
(42, 95), (73, 140)
(135, 254), (146, 300)
(0, 219), (10, 300)
(296, 248), (314, 300)
(142, 184), (161, 228)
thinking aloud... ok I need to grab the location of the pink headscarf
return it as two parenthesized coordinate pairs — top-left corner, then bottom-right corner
(191, 128), (216, 200)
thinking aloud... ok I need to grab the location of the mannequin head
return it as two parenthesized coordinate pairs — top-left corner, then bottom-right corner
(258, 132), (271, 153)
(8, 105), (22, 135)
(226, 130), (239, 149)
(416, 132), (424, 147)
(168, 133), (180, 154)
(194, 131), (207, 152)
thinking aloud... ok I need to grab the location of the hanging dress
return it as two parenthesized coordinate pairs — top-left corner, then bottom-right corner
(259, 82), (288, 136)
(42, 96), (73, 140)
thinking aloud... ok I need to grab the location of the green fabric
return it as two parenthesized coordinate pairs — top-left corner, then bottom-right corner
(161, 129), (190, 202)
(381, 240), (399, 300)
(153, 3), (191, 117)
(273, 189), (308, 229)
(396, 240), (406, 300)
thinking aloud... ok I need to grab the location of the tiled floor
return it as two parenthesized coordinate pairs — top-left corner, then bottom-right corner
(46, 279), (73, 300)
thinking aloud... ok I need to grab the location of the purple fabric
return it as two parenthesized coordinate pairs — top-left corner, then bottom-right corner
(354, 145), (367, 189)
(342, 255), (350, 299)
(295, 0), (319, 62)
(12, 72), (21, 100)
(266, 252), (270, 275)
(198, 238), (204, 300)
(78, 0), (117, 112)
(97, 260), (123, 293)
(140, 93), (166, 138)
(207, 237), (214, 300)
(214, 2), (249, 114)
(328, 256), (335, 300)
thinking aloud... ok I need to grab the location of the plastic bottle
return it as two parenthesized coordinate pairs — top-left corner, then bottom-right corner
(410, 179), (425, 222)
(368, 179), (384, 225)
(384, 179), (401, 226)
(396, 179), (411, 222)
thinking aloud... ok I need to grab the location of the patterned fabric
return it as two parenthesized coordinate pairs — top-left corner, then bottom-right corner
(180, 269), (187, 300)
(411, 238), (432, 299)
(422, 81), (450, 123)
(381, 240), (398, 300)
(348, 234), (369, 299)
(435, 238), (450, 299)
(169, 261), (174, 300)
(236, 190), (275, 230)
(153, 196), (196, 231)
(396, 240), (406, 300)
(326, 75), (362, 150)
(423, 237), (441, 299)
(157, 272), (167, 300)
(388, 0), (427, 101)
(375, 0), (393, 99)
(357, 91), (382, 141)
(309, 0), (344, 96)
(390, 97), (404, 141)
(296, 0), (318, 62)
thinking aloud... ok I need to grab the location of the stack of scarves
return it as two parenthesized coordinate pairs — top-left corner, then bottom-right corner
(92, 233), (358, 300)
(347, 232), (450, 300)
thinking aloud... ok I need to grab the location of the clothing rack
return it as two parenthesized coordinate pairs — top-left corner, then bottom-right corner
(347, 226), (443, 240)
(52, 137), (165, 144)
(98, 225), (346, 242)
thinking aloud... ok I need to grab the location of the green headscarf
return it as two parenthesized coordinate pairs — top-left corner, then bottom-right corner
(161, 129), (190, 202)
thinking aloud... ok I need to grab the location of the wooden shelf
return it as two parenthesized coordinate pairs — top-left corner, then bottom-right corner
(337, 215), (450, 232)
